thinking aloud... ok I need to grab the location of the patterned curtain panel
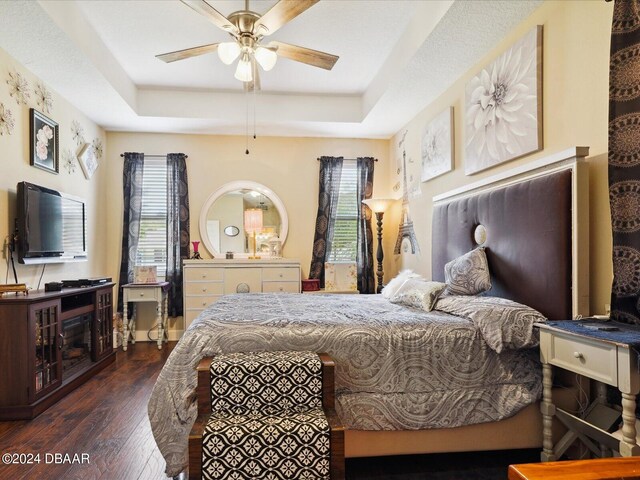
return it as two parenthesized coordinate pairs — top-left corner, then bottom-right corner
(117, 152), (145, 314)
(357, 157), (375, 294)
(309, 156), (343, 288)
(166, 153), (190, 317)
(609, 0), (640, 324)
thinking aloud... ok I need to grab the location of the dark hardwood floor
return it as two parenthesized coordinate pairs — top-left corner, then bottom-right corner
(0, 342), (537, 479)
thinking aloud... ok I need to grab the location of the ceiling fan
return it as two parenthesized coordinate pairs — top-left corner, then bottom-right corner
(156, 0), (339, 91)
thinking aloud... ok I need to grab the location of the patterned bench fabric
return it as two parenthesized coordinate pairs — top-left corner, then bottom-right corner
(202, 409), (330, 480)
(210, 351), (323, 415)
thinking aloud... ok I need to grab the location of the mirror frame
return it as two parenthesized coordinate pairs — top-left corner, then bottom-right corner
(199, 180), (289, 258)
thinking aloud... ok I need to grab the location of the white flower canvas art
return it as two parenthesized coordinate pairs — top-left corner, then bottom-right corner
(465, 25), (542, 175)
(421, 107), (454, 182)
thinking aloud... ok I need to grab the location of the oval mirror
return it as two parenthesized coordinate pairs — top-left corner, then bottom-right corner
(199, 181), (289, 257)
(224, 225), (240, 237)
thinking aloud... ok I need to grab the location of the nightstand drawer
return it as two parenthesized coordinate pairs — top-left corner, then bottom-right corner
(549, 333), (618, 385)
(263, 281), (299, 293)
(262, 268), (299, 282)
(185, 282), (224, 296)
(124, 287), (160, 302)
(184, 268), (224, 282)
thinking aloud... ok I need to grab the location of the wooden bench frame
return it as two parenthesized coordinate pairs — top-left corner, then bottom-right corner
(188, 352), (345, 480)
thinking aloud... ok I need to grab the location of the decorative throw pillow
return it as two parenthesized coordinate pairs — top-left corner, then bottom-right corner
(381, 270), (423, 299)
(390, 279), (447, 311)
(444, 247), (492, 296)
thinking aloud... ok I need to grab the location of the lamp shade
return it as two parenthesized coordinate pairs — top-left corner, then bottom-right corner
(255, 47), (278, 71)
(362, 198), (395, 213)
(234, 53), (253, 82)
(218, 42), (241, 65)
(244, 208), (263, 234)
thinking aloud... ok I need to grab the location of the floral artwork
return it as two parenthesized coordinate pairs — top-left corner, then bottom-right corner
(421, 107), (454, 182)
(71, 120), (85, 147)
(78, 142), (98, 179)
(34, 82), (53, 114)
(30, 109), (58, 173)
(324, 262), (357, 292)
(62, 148), (76, 174)
(465, 25), (542, 175)
(6, 71), (30, 105)
(92, 137), (103, 159)
(0, 103), (15, 135)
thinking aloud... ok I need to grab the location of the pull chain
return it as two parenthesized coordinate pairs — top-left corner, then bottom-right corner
(245, 86), (249, 155)
(253, 77), (257, 140)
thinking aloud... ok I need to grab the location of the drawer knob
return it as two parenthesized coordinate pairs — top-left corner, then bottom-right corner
(139, 292), (144, 297)
(279, 273), (283, 278)
(201, 274), (207, 278)
(573, 351), (584, 359)
(279, 287), (283, 292)
(202, 288), (207, 292)
(202, 301), (207, 306)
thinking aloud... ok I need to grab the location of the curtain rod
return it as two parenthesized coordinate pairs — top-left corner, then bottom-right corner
(317, 157), (378, 162)
(120, 154), (188, 158)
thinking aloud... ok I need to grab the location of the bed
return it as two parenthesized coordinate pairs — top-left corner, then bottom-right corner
(149, 147), (589, 477)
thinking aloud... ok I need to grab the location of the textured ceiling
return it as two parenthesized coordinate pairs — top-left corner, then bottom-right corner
(0, 0), (542, 138)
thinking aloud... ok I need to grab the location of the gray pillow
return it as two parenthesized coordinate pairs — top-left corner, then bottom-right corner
(390, 279), (447, 311)
(444, 247), (491, 296)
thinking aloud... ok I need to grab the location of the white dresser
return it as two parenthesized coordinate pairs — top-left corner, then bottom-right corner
(183, 259), (301, 329)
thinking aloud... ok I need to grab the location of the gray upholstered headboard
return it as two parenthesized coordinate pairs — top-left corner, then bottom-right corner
(432, 169), (573, 320)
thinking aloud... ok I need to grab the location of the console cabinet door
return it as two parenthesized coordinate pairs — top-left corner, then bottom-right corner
(29, 300), (62, 402)
(95, 288), (113, 360)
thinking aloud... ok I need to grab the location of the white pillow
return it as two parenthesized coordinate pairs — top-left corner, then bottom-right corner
(390, 279), (447, 312)
(381, 270), (422, 299)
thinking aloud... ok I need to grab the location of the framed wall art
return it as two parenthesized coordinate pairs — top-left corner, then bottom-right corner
(421, 106), (454, 182)
(29, 108), (59, 174)
(465, 25), (543, 175)
(77, 142), (98, 179)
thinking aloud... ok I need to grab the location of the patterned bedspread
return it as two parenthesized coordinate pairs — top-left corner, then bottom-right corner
(148, 293), (542, 477)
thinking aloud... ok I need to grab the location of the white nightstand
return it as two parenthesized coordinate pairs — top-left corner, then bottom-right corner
(303, 289), (359, 294)
(537, 322), (640, 461)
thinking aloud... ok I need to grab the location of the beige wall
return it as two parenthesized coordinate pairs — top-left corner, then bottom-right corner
(0, 47), (107, 288)
(388, 0), (613, 315)
(105, 133), (391, 335)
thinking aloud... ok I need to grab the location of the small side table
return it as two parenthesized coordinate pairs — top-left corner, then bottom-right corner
(122, 282), (170, 351)
(303, 289), (360, 294)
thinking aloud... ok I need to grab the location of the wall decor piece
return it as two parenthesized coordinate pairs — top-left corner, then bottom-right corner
(465, 25), (543, 175)
(6, 71), (30, 105)
(62, 148), (76, 174)
(71, 120), (85, 147)
(421, 107), (454, 182)
(77, 142), (98, 179)
(394, 131), (420, 255)
(0, 103), (15, 135)
(30, 108), (58, 173)
(92, 138), (103, 159)
(34, 82), (53, 114)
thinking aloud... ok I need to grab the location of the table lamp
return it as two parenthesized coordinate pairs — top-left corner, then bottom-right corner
(362, 198), (395, 293)
(244, 208), (263, 260)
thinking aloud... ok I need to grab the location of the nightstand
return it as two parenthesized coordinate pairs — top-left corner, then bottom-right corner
(303, 289), (359, 294)
(537, 322), (640, 461)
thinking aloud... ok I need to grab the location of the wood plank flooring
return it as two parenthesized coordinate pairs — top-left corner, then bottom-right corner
(0, 341), (538, 479)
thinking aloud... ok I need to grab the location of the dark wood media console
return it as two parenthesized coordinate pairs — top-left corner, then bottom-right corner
(0, 283), (115, 420)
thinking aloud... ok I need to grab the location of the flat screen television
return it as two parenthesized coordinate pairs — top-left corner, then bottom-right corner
(16, 181), (87, 264)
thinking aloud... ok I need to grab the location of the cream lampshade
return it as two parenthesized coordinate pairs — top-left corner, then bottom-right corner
(362, 198), (395, 213)
(244, 208), (263, 259)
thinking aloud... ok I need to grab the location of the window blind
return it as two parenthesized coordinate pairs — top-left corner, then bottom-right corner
(328, 160), (358, 262)
(136, 157), (167, 277)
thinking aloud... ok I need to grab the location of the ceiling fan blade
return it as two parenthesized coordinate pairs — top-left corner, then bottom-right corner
(253, 0), (319, 36)
(181, 0), (239, 35)
(156, 43), (220, 63)
(268, 41), (338, 70)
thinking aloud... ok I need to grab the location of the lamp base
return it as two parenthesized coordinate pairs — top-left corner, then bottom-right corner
(248, 255), (261, 260)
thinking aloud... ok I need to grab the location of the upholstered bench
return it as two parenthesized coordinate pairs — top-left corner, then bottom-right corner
(189, 351), (344, 480)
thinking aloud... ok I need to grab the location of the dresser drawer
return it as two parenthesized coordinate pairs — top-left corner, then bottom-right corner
(185, 282), (224, 296)
(184, 268), (224, 282)
(549, 333), (618, 385)
(262, 281), (300, 293)
(224, 268), (262, 293)
(262, 267), (299, 282)
(185, 295), (222, 309)
(124, 287), (160, 302)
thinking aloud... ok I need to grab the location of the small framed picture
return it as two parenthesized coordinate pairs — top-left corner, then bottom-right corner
(30, 109), (59, 174)
(77, 142), (98, 179)
(133, 266), (158, 284)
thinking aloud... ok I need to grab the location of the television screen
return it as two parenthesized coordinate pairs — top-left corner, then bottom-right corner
(17, 182), (87, 264)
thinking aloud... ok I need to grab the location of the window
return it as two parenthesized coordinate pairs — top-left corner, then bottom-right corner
(136, 158), (167, 277)
(328, 160), (358, 262)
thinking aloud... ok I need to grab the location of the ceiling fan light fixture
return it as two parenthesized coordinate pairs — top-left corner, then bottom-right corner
(234, 53), (253, 82)
(217, 42), (241, 65)
(254, 47), (277, 71)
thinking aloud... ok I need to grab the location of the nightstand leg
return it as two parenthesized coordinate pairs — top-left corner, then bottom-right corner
(163, 293), (168, 343)
(122, 302), (129, 351)
(131, 304), (136, 344)
(541, 362), (556, 461)
(620, 392), (640, 456)
(156, 298), (163, 350)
